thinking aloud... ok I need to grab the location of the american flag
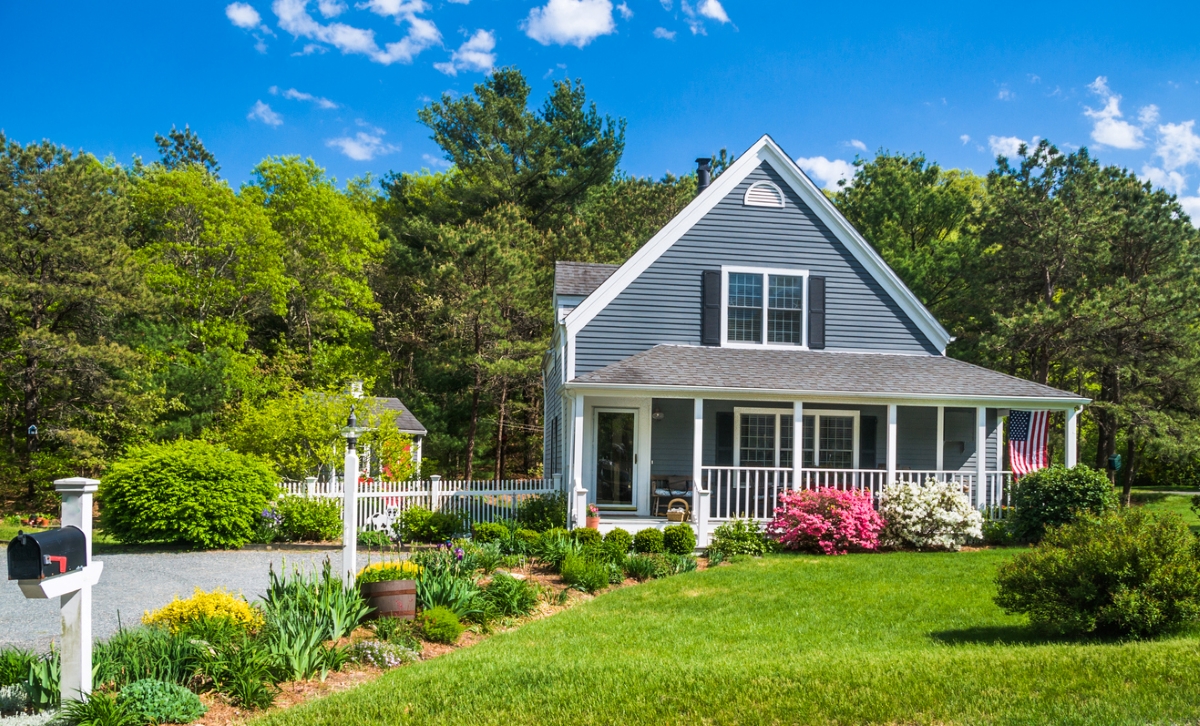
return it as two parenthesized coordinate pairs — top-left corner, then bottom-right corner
(1008, 410), (1049, 477)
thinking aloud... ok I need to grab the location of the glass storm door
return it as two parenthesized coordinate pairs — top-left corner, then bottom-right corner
(595, 409), (636, 507)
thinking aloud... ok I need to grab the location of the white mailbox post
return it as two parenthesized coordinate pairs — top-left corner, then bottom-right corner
(341, 410), (367, 583)
(13, 477), (104, 703)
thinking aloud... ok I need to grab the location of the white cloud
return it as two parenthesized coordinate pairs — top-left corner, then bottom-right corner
(1084, 76), (1145, 149)
(294, 42), (328, 54)
(226, 2), (262, 28)
(326, 130), (399, 160)
(281, 87), (338, 108)
(434, 29), (495, 76)
(1139, 105), (1160, 125)
(272, 0), (440, 64)
(652, 26), (675, 39)
(1155, 120), (1200, 170)
(1177, 195), (1200, 222)
(247, 100), (283, 126)
(1141, 165), (1187, 196)
(697, 0), (729, 22)
(960, 134), (971, 144)
(616, 2), (632, 19)
(422, 153), (451, 168)
(659, 0), (671, 8)
(997, 86), (1013, 101)
(988, 135), (1028, 158)
(680, 0), (730, 33)
(523, 0), (615, 48)
(848, 139), (867, 152)
(796, 156), (854, 190)
(316, 0), (345, 16)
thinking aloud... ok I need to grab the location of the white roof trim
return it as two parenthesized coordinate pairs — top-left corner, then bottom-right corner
(562, 134), (953, 353)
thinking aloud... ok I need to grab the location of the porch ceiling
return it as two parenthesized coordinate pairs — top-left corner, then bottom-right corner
(569, 345), (1087, 405)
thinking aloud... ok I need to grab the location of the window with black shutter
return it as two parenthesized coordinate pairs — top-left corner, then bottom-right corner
(715, 411), (734, 465)
(808, 276), (826, 349)
(701, 270), (721, 345)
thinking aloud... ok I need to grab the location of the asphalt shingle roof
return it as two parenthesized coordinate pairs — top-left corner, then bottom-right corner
(571, 345), (1083, 401)
(375, 398), (428, 435)
(555, 261), (620, 296)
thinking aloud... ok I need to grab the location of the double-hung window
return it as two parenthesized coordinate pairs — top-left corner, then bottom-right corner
(734, 408), (795, 468)
(722, 267), (808, 347)
(800, 410), (860, 469)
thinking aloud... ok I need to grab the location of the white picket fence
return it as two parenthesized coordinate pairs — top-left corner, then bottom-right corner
(280, 475), (560, 533)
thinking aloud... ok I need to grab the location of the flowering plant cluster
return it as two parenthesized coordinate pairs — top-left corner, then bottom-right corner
(587, 504), (600, 518)
(766, 487), (883, 555)
(357, 560), (423, 584)
(143, 587), (264, 633)
(350, 639), (420, 669)
(878, 479), (983, 551)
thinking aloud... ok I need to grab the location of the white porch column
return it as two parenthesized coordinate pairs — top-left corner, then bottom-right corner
(56, 477), (98, 703)
(414, 436), (423, 476)
(935, 405), (945, 471)
(885, 404), (897, 486)
(571, 393), (587, 529)
(792, 401), (803, 490)
(975, 406), (987, 509)
(692, 398), (707, 546)
(1065, 407), (1078, 468)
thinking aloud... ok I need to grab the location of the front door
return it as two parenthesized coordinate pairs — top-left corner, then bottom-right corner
(594, 408), (637, 509)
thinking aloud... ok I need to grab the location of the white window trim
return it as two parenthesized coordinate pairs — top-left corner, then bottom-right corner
(743, 180), (786, 208)
(733, 407), (796, 468)
(719, 265), (810, 350)
(800, 409), (861, 469)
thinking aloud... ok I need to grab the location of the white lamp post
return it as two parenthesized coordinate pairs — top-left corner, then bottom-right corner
(341, 409), (368, 583)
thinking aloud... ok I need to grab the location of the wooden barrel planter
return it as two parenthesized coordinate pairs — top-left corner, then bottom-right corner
(360, 579), (416, 620)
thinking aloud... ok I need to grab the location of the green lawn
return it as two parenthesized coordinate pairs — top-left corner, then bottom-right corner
(1132, 492), (1199, 533)
(257, 550), (1200, 726)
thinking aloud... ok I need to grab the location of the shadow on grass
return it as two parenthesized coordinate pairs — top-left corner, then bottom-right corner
(929, 625), (1092, 647)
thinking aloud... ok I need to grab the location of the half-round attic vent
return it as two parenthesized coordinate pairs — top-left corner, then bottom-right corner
(743, 180), (786, 208)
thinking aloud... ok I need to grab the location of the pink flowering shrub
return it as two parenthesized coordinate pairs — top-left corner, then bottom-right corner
(766, 487), (884, 555)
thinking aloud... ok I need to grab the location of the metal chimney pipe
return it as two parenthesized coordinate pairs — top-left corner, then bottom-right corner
(695, 157), (712, 194)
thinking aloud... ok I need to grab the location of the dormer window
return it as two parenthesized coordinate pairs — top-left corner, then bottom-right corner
(720, 266), (809, 348)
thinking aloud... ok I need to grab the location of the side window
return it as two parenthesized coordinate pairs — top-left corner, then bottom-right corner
(722, 268), (809, 347)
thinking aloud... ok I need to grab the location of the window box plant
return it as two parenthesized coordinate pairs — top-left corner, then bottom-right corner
(586, 504), (601, 529)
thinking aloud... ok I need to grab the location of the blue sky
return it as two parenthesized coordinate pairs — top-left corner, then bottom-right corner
(4, 1), (1200, 214)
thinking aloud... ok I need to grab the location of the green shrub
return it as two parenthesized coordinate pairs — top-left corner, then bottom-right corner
(419, 606), (464, 644)
(532, 529), (579, 570)
(663, 523), (696, 554)
(708, 519), (771, 557)
(274, 495), (341, 542)
(624, 554), (658, 582)
(394, 507), (468, 543)
(981, 518), (1014, 547)
(1008, 464), (1117, 543)
(62, 690), (140, 726)
(560, 553), (610, 593)
(660, 552), (699, 576)
(358, 529), (392, 548)
(370, 618), (421, 651)
(196, 636), (278, 710)
(0, 648), (36, 687)
(514, 528), (541, 553)
(93, 627), (202, 689)
(633, 528), (664, 554)
(482, 573), (539, 618)
(571, 527), (602, 547)
(100, 440), (277, 549)
(473, 522), (508, 544)
(119, 678), (207, 724)
(995, 508), (1200, 637)
(23, 652), (59, 712)
(516, 492), (567, 532)
(603, 528), (633, 555)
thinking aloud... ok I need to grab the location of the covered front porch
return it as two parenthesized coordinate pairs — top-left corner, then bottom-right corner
(564, 392), (1080, 545)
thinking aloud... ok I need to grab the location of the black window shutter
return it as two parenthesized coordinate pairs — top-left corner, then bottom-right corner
(808, 276), (826, 349)
(715, 411), (734, 465)
(701, 270), (721, 345)
(859, 415), (877, 469)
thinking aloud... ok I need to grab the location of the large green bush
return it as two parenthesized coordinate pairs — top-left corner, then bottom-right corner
(995, 508), (1200, 637)
(663, 523), (696, 555)
(419, 606), (464, 644)
(603, 528), (633, 555)
(516, 491), (567, 532)
(633, 528), (664, 554)
(275, 495), (341, 542)
(394, 506), (468, 543)
(1008, 464), (1117, 543)
(708, 519), (772, 557)
(101, 440), (277, 548)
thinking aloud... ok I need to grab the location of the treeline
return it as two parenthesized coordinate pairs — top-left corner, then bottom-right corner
(2, 67), (1199, 505)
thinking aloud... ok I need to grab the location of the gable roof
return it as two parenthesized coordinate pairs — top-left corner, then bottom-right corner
(555, 261), (620, 296)
(561, 135), (953, 355)
(569, 345), (1087, 406)
(375, 397), (427, 435)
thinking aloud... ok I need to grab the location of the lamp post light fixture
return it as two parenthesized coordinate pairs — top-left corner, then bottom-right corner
(340, 408), (369, 582)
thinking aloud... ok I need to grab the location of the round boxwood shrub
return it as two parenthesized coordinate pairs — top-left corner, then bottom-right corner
(514, 528), (541, 552)
(708, 518), (771, 558)
(473, 522), (508, 544)
(101, 440), (277, 549)
(603, 527), (633, 555)
(663, 523), (697, 555)
(995, 508), (1200, 637)
(571, 526), (602, 547)
(1009, 464), (1117, 543)
(119, 678), (207, 724)
(419, 606), (464, 644)
(633, 527), (665, 554)
(275, 495), (341, 542)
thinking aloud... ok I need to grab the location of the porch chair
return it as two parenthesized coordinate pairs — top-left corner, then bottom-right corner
(652, 475), (694, 517)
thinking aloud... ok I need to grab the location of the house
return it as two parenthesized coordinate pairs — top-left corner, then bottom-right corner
(542, 135), (1089, 544)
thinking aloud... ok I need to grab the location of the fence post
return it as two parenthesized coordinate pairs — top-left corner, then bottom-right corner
(573, 485), (588, 529)
(552, 473), (562, 494)
(305, 476), (316, 498)
(430, 474), (442, 512)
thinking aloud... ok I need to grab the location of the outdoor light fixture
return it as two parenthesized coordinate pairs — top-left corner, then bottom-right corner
(340, 408), (367, 450)
(652, 407), (664, 421)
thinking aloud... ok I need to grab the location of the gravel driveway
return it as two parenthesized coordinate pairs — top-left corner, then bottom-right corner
(0, 547), (342, 652)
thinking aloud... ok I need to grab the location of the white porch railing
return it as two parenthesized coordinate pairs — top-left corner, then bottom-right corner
(702, 467), (1013, 522)
(280, 476), (559, 532)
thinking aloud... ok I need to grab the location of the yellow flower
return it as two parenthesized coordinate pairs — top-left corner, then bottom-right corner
(358, 560), (422, 583)
(142, 587), (264, 633)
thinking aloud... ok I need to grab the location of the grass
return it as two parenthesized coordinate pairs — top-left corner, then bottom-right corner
(255, 550), (1200, 726)
(1131, 491), (1199, 533)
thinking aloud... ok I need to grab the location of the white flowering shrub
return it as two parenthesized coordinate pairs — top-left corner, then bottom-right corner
(879, 478), (983, 551)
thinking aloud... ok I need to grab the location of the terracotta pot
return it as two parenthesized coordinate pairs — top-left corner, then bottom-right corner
(586, 516), (601, 529)
(360, 579), (416, 620)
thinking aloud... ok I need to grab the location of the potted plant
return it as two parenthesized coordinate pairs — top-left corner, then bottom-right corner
(586, 504), (601, 529)
(358, 560), (422, 620)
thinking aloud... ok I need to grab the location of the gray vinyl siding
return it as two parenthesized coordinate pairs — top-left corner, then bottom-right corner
(543, 340), (563, 476)
(943, 407), (1001, 472)
(574, 163), (938, 374)
(650, 398), (695, 476)
(896, 406), (938, 470)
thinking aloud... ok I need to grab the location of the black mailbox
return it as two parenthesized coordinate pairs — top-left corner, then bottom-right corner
(7, 526), (87, 580)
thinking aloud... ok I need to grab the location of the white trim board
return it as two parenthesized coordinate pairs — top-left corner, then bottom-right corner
(561, 134), (953, 377)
